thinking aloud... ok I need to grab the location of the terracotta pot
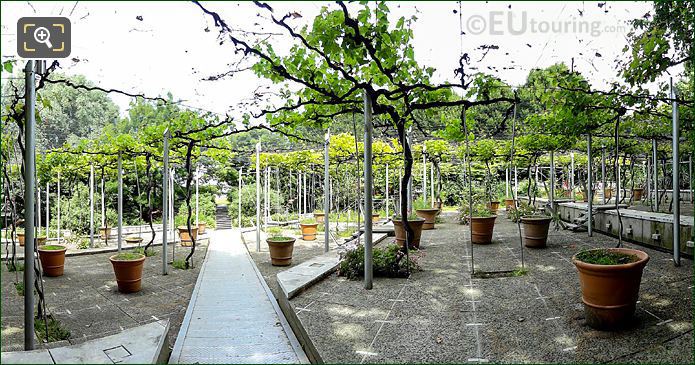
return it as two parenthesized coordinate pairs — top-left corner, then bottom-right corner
(471, 216), (497, 244)
(415, 208), (439, 230)
(109, 254), (146, 293)
(582, 190), (595, 202)
(197, 223), (207, 235)
(504, 199), (516, 211)
(267, 237), (296, 266)
(17, 234), (45, 247)
(433, 201), (443, 211)
(313, 213), (325, 223)
(604, 188), (612, 200)
(572, 248), (649, 330)
(372, 214), (381, 224)
(178, 226), (199, 247)
(520, 216), (552, 248)
(299, 223), (318, 241)
(632, 188), (644, 201)
(99, 227), (111, 240)
(38, 245), (67, 277)
(125, 236), (143, 245)
(487, 201), (500, 214)
(392, 218), (425, 249)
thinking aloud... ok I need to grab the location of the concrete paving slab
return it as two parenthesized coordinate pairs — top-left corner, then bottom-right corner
(0, 349), (54, 364)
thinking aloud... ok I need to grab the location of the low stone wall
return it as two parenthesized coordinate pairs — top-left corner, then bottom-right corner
(555, 202), (694, 257)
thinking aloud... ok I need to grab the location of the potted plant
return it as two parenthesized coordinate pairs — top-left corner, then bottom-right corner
(125, 235), (143, 245)
(503, 198), (516, 211)
(99, 226), (111, 240)
(372, 213), (381, 224)
(16, 229), (47, 247)
(313, 211), (325, 223)
(37, 244), (67, 277)
(470, 205), (497, 244)
(518, 207), (553, 248)
(109, 252), (146, 293)
(99, 209), (117, 242)
(632, 187), (644, 201)
(392, 214), (425, 249)
(197, 221), (207, 235)
(572, 248), (649, 330)
(299, 219), (318, 241)
(267, 236), (296, 266)
(413, 197), (439, 230)
(177, 226), (199, 247)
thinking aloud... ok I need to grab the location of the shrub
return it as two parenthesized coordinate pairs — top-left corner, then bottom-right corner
(228, 183), (283, 217)
(34, 315), (70, 342)
(133, 247), (157, 257)
(172, 259), (188, 270)
(338, 244), (422, 280)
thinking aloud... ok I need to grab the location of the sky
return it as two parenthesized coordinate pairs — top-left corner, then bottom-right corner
(1, 1), (681, 120)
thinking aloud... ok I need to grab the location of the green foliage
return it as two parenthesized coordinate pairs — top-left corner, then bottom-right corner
(338, 244), (421, 280)
(172, 259), (188, 270)
(228, 183), (283, 218)
(111, 252), (144, 261)
(6, 262), (24, 272)
(15, 282), (25, 296)
(133, 247), (157, 257)
(575, 249), (638, 265)
(268, 236), (294, 242)
(65, 235), (90, 250)
(266, 226), (283, 235)
(412, 197), (430, 210)
(35, 315), (71, 342)
(39, 245), (65, 251)
(507, 203), (544, 222)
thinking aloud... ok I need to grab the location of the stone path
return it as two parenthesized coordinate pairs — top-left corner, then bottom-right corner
(169, 229), (307, 364)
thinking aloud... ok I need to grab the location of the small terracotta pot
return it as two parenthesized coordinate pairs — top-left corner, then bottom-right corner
(197, 223), (207, 235)
(520, 216), (552, 248)
(99, 227), (112, 240)
(178, 226), (199, 247)
(372, 214), (381, 224)
(313, 213), (325, 223)
(632, 188), (644, 201)
(415, 208), (439, 230)
(471, 216), (497, 244)
(17, 234), (45, 247)
(582, 190), (595, 202)
(392, 218), (425, 249)
(299, 223), (318, 241)
(109, 254), (146, 293)
(433, 201), (443, 211)
(504, 199), (516, 211)
(604, 188), (613, 200)
(267, 237), (296, 266)
(38, 245), (67, 277)
(487, 201), (500, 214)
(573, 248), (649, 330)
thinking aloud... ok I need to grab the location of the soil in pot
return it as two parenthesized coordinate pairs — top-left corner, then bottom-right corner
(415, 209), (439, 230)
(300, 223), (318, 241)
(38, 245), (67, 277)
(313, 212), (325, 223)
(392, 218), (425, 249)
(109, 252), (146, 293)
(632, 188), (644, 201)
(520, 216), (552, 248)
(267, 237), (296, 266)
(178, 226), (199, 247)
(572, 248), (649, 330)
(471, 216), (497, 244)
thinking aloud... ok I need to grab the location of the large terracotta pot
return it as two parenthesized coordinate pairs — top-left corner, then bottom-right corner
(197, 223), (207, 235)
(178, 226), (199, 247)
(392, 218), (425, 249)
(99, 227), (112, 240)
(471, 216), (497, 244)
(632, 188), (644, 201)
(572, 248), (649, 330)
(520, 216), (552, 248)
(313, 213), (325, 223)
(504, 199), (516, 211)
(415, 209), (439, 230)
(109, 253), (146, 293)
(267, 237), (296, 266)
(17, 234), (46, 247)
(38, 245), (67, 277)
(487, 201), (500, 214)
(299, 223), (318, 241)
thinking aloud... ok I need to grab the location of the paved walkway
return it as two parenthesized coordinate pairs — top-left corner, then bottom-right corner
(169, 229), (308, 364)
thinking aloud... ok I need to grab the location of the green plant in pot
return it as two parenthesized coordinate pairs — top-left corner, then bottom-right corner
(37, 244), (67, 277)
(109, 252), (146, 293)
(470, 204), (496, 244)
(266, 236), (296, 266)
(392, 213), (425, 249)
(413, 197), (439, 230)
(572, 248), (649, 330)
(511, 203), (553, 248)
(299, 218), (318, 241)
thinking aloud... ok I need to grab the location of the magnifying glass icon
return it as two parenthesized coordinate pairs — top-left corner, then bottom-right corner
(33, 26), (53, 49)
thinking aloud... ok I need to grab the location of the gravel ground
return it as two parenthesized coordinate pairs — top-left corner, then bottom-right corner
(1, 239), (209, 354)
(280, 213), (693, 364)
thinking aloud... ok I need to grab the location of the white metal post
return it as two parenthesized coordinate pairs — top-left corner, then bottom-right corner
(324, 129), (330, 253)
(689, 154), (693, 203)
(422, 145), (427, 203)
(587, 135), (593, 236)
(549, 151), (555, 208)
(670, 78), (680, 266)
(653, 140), (659, 208)
(385, 164), (389, 218)
(117, 153), (123, 252)
(162, 129), (169, 275)
(570, 152), (575, 200)
(195, 165), (199, 227)
(57, 171), (61, 242)
(430, 162), (434, 204)
(506, 167), (510, 198)
(363, 92), (374, 290)
(45, 182), (49, 238)
(90, 165), (94, 247)
(256, 142), (261, 251)
(238, 168), (242, 228)
(602, 148), (607, 204)
(514, 167), (518, 200)
(23, 60), (36, 350)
